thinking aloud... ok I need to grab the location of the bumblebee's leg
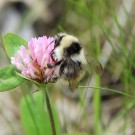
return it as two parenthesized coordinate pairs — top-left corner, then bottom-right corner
(47, 60), (63, 68)
(44, 76), (59, 83)
(47, 63), (55, 68)
(49, 76), (59, 83)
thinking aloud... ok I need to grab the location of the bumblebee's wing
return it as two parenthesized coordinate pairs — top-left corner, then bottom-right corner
(64, 58), (82, 92)
(85, 53), (103, 75)
(68, 78), (78, 92)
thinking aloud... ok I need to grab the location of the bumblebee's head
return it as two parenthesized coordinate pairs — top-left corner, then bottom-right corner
(51, 33), (82, 61)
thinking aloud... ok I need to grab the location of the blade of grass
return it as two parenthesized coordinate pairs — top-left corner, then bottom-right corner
(78, 86), (135, 100)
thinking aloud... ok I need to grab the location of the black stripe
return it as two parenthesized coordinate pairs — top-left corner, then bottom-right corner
(65, 42), (81, 56)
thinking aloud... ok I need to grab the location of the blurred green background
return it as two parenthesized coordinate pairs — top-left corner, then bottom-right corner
(0, 0), (135, 135)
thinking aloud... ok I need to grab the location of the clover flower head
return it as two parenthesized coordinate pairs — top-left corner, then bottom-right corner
(11, 36), (55, 83)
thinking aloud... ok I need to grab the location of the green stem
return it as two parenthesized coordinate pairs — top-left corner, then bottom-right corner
(45, 89), (56, 135)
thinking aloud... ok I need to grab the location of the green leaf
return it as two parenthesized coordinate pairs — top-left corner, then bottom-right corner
(20, 92), (61, 135)
(3, 33), (27, 58)
(0, 65), (17, 79)
(0, 65), (26, 91)
(0, 76), (26, 92)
